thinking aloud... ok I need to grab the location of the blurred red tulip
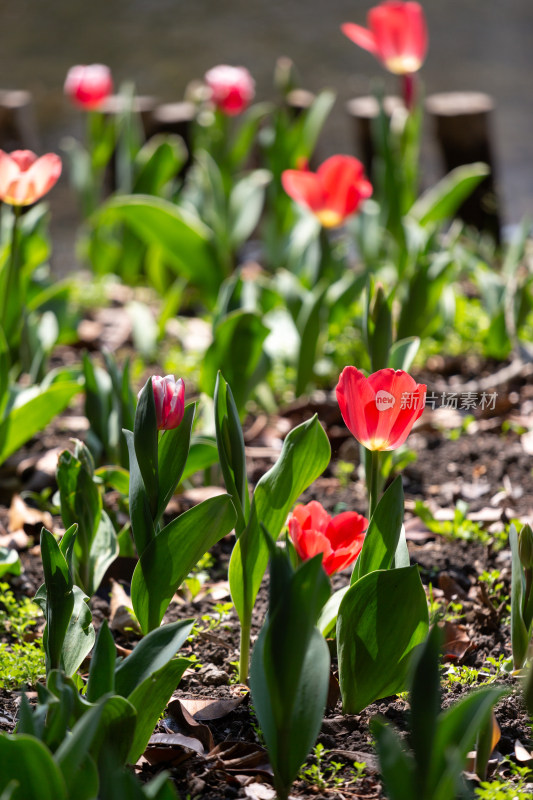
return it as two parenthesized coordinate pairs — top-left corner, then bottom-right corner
(342, 1), (428, 75)
(0, 150), (62, 206)
(336, 367), (426, 451)
(204, 65), (255, 116)
(150, 375), (185, 431)
(64, 64), (113, 109)
(288, 500), (368, 576)
(282, 155), (372, 228)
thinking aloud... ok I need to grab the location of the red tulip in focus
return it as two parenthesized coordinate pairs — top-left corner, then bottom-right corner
(0, 150), (62, 206)
(342, 1), (428, 75)
(288, 500), (368, 576)
(64, 64), (113, 109)
(281, 155), (372, 228)
(336, 367), (426, 451)
(204, 65), (255, 116)
(150, 375), (185, 431)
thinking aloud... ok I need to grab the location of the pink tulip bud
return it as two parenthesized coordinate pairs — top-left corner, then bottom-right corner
(0, 150), (62, 207)
(64, 64), (113, 110)
(204, 65), (255, 116)
(147, 375), (185, 431)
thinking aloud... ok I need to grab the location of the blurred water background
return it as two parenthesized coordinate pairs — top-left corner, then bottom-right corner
(1, 0), (532, 264)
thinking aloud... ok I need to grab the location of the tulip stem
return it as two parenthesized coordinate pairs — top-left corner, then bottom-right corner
(1, 206), (22, 346)
(368, 449), (381, 520)
(239, 617), (251, 685)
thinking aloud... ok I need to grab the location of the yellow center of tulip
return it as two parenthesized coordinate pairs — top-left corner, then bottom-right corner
(315, 209), (344, 228)
(384, 55), (423, 75)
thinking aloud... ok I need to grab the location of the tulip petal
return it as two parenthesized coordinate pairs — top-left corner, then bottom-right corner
(281, 169), (324, 213)
(341, 22), (379, 55)
(326, 511), (368, 549)
(317, 155), (373, 219)
(336, 367), (378, 449)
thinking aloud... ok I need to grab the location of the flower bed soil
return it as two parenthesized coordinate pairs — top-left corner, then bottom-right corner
(1, 350), (533, 798)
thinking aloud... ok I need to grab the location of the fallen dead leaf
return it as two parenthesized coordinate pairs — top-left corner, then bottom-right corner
(109, 579), (141, 635)
(179, 695), (245, 721)
(514, 739), (533, 762)
(442, 621), (472, 661)
(166, 699), (215, 752)
(244, 783), (276, 800)
(8, 495), (53, 537)
(206, 741), (273, 777)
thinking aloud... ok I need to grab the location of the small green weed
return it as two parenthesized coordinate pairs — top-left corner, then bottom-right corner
(428, 583), (464, 624)
(475, 759), (533, 799)
(415, 500), (507, 549)
(299, 743), (366, 791)
(0, 582), (45, 689)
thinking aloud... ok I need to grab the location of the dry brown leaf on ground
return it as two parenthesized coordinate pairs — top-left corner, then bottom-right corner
(166, 699), (215, 752)
(179, 695), (246, 721)
(8, 494), (53, 537)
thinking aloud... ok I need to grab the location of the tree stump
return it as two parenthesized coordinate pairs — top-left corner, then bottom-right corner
(425, 91), (501, 242)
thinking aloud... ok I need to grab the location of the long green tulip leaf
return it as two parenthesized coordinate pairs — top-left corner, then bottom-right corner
(337, 566), (429, 714)
(131, 496), (236, 632)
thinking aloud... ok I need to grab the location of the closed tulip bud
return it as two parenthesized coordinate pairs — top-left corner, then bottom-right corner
(519, 523), (533, 570)
(64, 64), (113, 110)
(149, 375), (185, 431)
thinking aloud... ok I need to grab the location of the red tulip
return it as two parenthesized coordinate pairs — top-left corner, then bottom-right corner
(282, 155), (372, 228)
(342, 1), (428, 75)
(336, 367), (426, 451)
(150, 375), (185, 431)
(0, 150), (62, 207)
(204, 65), (255, 116)
(288, 500), (368, 576)
(64, 64), (113, 110)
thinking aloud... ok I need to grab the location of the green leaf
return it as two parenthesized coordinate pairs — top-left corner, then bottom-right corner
(134, 378), (159, 517)
(295, 283), (328, 397)
(40, 528), (74, 672)
(0, 734), (67, 800)
(127, 657), (190, 763)
(124, 429), (155, 558)
(355, 476), (404, 580)
(200, 310), (269, 413)
(337, 566), (429, 714)
(214, 373), (249, 534)
(409, 163), (490, 227)
(180, 437), (219, 483)
(317, 585), (349, 637)
(228, 170), (271, 248)
(371, 718), (417, 800)
(114, 619), (194, 697)
(155, 403), (195, 525)
(229, 415), (330, 629)
(0, 382), (80, 466)
(297, 90), (336, 162)
(429, 686), (508, 796)
(388, 337), (420, 372)
(86, 620), (116, 702)
(509, 523), (529, 668)
(97, 194), (220, 302)
(61, 585), (95, 677)
(131, 496), (236, 632)
(88, 510), (119, 594)
(408, 624), (442, 791)
(250, 551), (330, 800)
(95, 466), (130, 496)
(133, 135), (186, 195)
(0, 548), (21, 578)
